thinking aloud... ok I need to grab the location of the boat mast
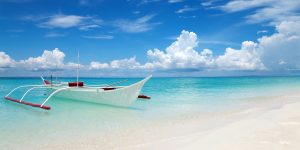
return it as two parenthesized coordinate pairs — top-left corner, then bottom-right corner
(77, 51), (79, 88)
(55, 64), (58, 84)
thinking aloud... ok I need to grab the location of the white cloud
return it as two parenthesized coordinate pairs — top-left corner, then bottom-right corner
(65, 62), (85, 70)
(178, 15), (196, 19)
(0, 51), (15, 68)
(219, 0), (273, 12)
(143, 30), (265, 71)
(89, 61), (109, 70)
(0, 48), (88, 72)
(258, 20), (300, 70)
(86, 20), (300, 72)
(168, 0), (183, 3)
(257, 30), (268, 34)
(82, 35), (113, 40)
(176, 5), (198, 14)
(213, 0), (300, 72)
(2, 21), (300, 75)
(201, 0), (216, 7)
(19, 48), (65, 71)
(39, 14), (87, 28)
(219, 0), (300, 24)
(110, 57), (141, 69)
(114, 15), (161, 33)
(79, 24), (101, 31)
(144, 30), (214, 69)
(216, 41), (265, 70)
(24, 14), (102, 31)
(90, 57), (141, 70)
(87, 30), (267, 71)
(139, 0), (160, 5)
(198, 40), (239, 46)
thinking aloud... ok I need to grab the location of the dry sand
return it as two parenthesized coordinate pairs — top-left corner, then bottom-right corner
(109, 94), (300, 150)
(34, 93), (300, 150)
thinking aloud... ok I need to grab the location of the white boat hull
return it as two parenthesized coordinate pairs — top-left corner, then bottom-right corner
(53, 76), (151, 107)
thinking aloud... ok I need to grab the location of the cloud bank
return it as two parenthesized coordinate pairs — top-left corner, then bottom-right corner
(0, 48), (79, 72)
(1, 19), (300, 76)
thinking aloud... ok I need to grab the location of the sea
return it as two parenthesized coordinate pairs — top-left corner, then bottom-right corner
(1, 76), (300, 149)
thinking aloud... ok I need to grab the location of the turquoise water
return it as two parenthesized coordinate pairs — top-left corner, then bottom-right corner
(1, 77), (300, 149)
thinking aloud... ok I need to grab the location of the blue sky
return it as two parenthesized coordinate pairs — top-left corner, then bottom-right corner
(0, 0), (300, 77)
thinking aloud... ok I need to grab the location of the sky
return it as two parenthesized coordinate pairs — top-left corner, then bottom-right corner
(0, 0), (300, 77)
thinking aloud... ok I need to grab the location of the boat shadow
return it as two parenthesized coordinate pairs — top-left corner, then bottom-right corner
(2, 96), (145, 114)
(56, 97), (145, 111)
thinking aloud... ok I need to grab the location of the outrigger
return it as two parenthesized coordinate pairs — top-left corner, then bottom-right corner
(4, 75), (152, 110)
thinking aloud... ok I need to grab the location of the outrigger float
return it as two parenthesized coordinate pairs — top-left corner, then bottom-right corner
(4, 75), (152, 110)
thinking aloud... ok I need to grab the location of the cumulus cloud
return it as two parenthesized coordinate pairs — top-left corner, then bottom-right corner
(88, 30), (265, 71)
(258, 21), (300, 70)
(0, 51), (15, 68)
(145, 30), (214, 69)
(65, 62), (85, 70)
(2, 22), (300, 75)
(216, 41), (265, 70)
(89, 61), (109, 70)
(19, 48), (66, 71)
(88, 22), (300, 72)
(0, 48), (86, 72)
(89, 57), (141, 70)
(110, 57), (141, 69)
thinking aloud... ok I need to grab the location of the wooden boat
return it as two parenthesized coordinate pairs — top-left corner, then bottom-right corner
(4, 75), (152, 110)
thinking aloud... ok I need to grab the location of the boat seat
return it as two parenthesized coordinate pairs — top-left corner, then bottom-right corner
(68, 82), (84, 87)
(44, 80), (50, 85)
(102, 87), (116, 90)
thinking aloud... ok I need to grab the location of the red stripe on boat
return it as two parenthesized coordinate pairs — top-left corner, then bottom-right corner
(4, 97), (51, 110)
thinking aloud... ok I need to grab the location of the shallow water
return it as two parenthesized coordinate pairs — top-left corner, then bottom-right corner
(1, 77), (300, 149)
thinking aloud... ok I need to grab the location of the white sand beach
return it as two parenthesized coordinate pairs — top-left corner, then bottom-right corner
(40, 91), (300, 150)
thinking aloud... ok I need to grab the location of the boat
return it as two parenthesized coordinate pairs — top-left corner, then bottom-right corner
(4, 52), (152, 110)
(4, 75), (152, 110)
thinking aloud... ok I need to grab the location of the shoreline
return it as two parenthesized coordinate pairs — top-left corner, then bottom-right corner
(33, 90), (300, 150)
